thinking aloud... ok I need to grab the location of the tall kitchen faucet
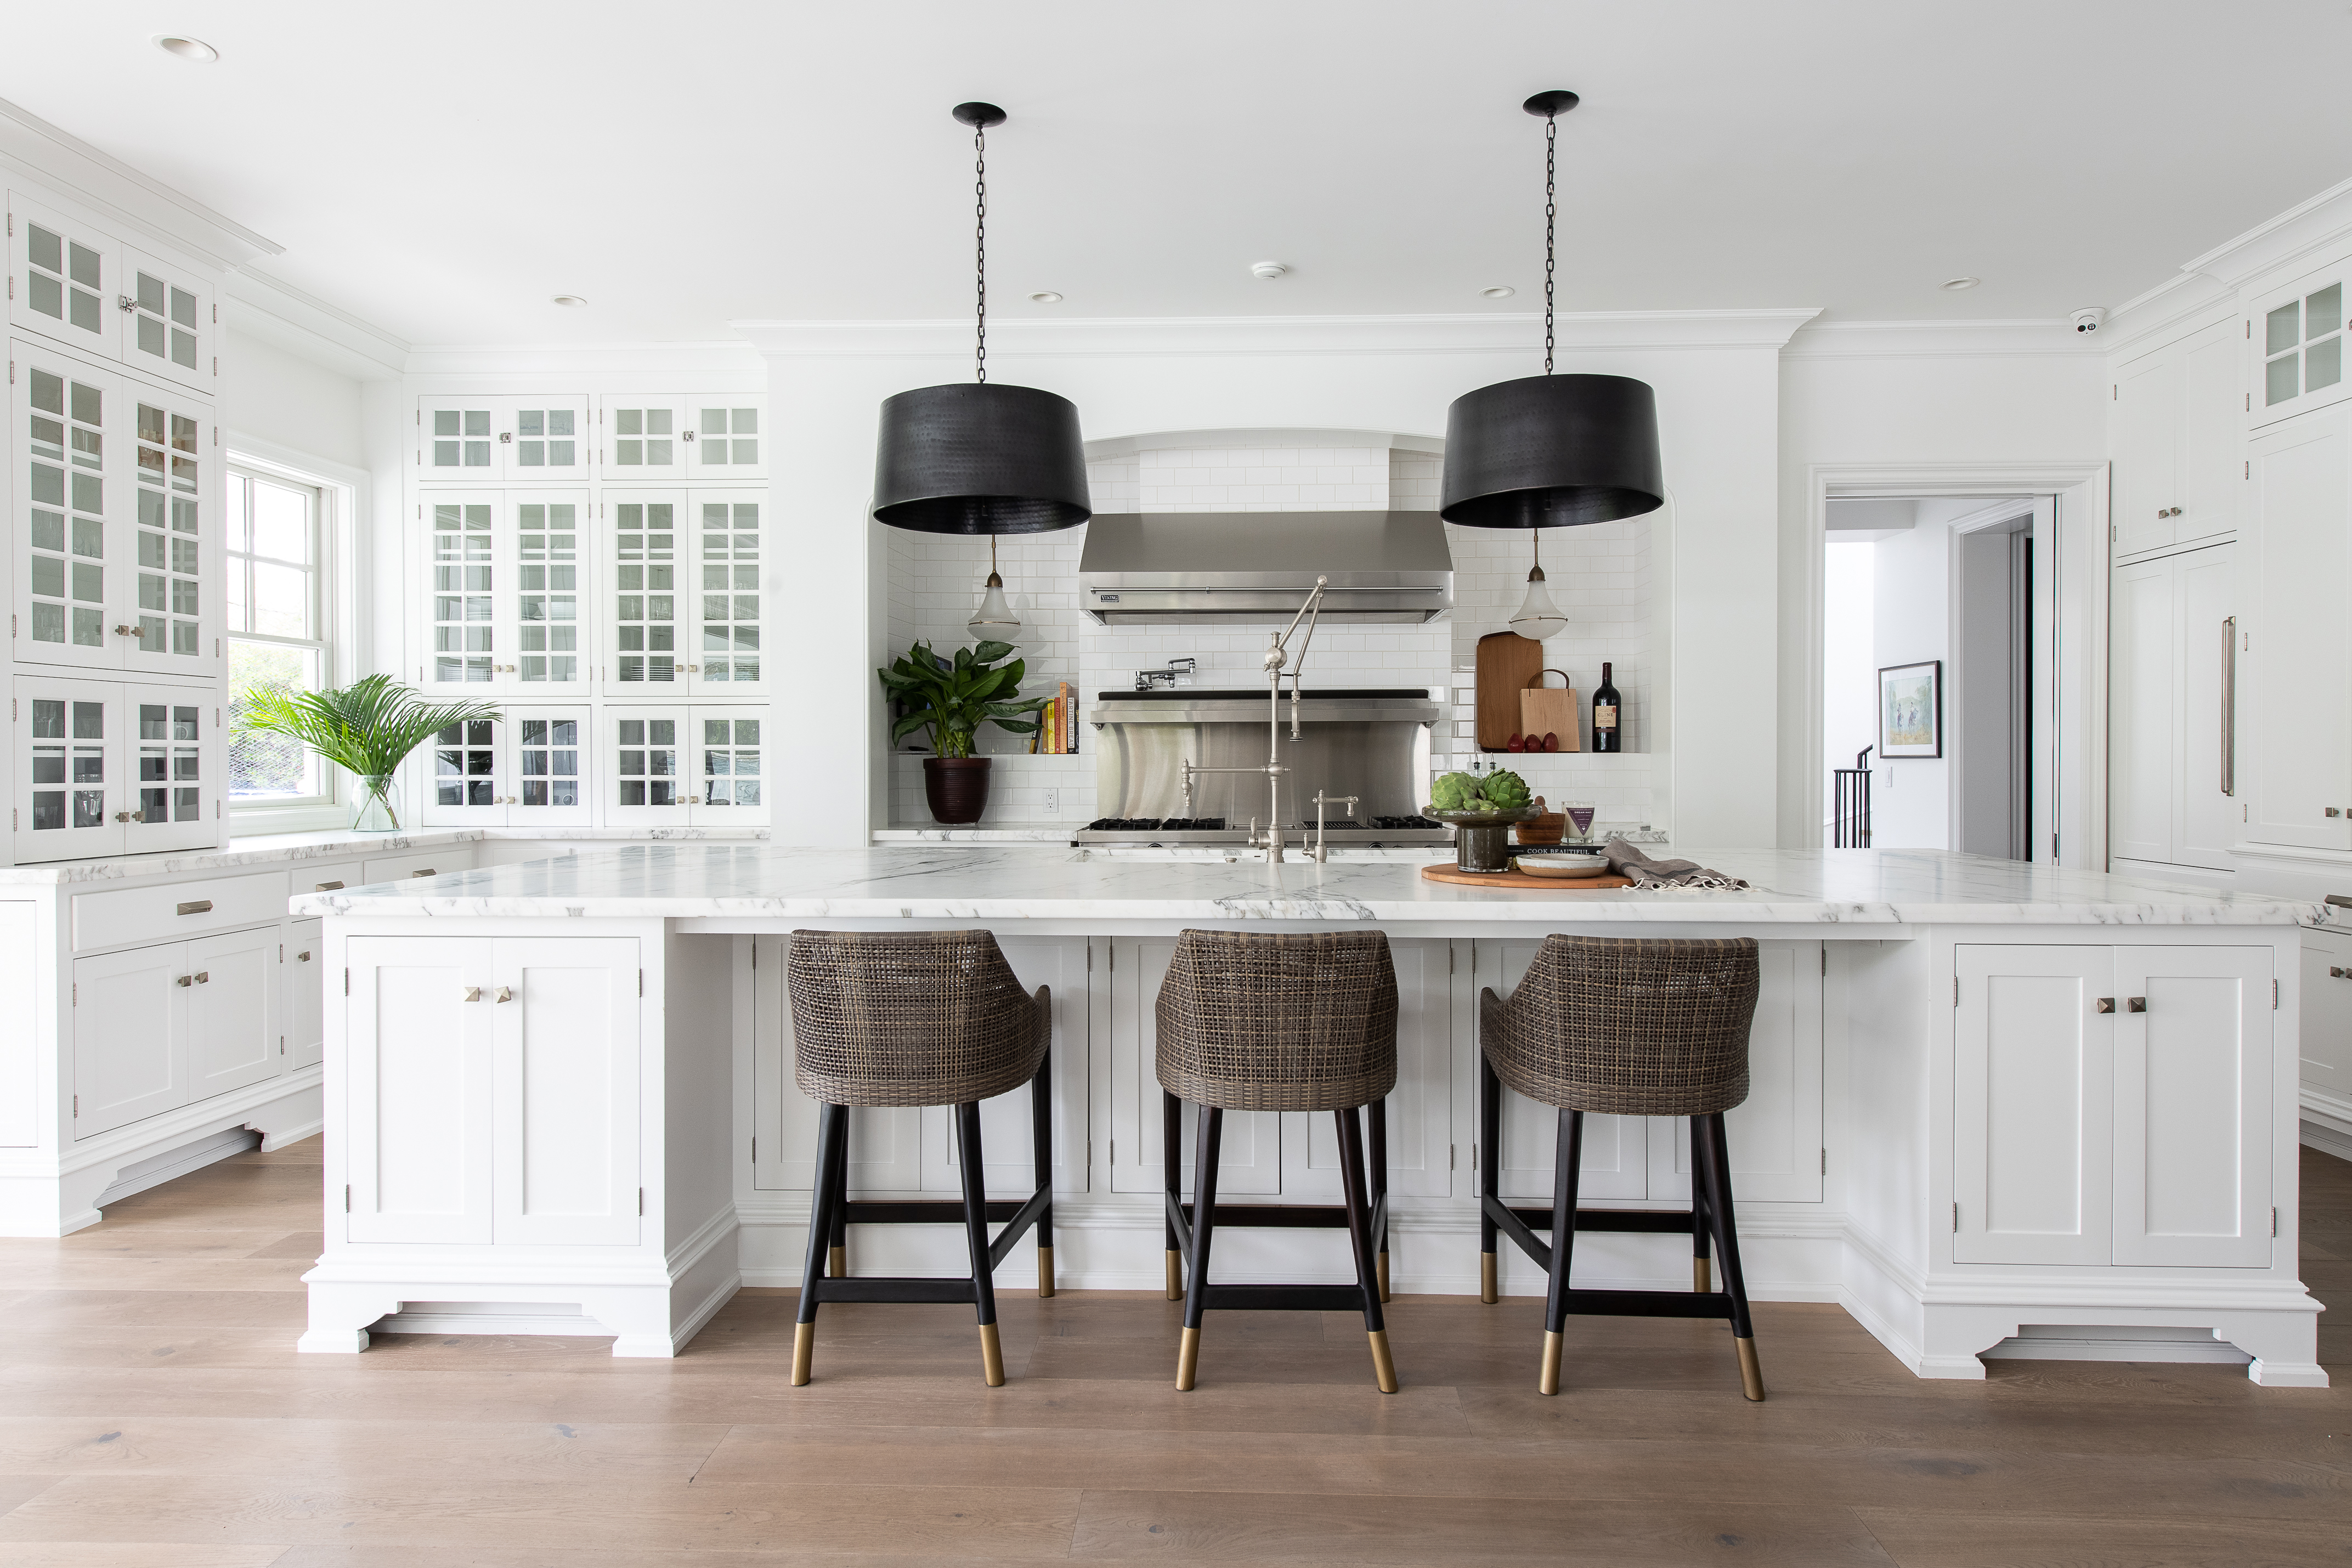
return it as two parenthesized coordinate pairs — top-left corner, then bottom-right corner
(1181, 576), (1328, 863)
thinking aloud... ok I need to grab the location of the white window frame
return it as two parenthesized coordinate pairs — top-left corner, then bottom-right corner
(224, 435), (363, 835)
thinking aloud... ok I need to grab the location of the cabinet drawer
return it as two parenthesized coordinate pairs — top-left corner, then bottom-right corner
(289, 859), (364, 897)
(2303, 928), (2352, 1097)
(360, 849), (473, 885)
(73, 870), (291, 950)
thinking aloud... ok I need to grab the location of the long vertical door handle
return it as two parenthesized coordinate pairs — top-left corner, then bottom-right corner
(2220, 615), (2236, 797)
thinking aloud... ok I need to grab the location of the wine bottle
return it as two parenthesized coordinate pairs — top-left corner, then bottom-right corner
(1591, 662), (1621, 754)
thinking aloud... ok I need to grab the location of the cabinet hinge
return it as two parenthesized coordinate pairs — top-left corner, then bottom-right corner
(1954, 976), (1960, 1006)
(344, 968), (350, 995)
(1109, 947), (1114, 972)
(279, 1036), (285, 1055)
(1449, 1144), (1456, 1170)
(212, 303), (218, 324)
(344, 1185), (352, 1213)
(2272, 1207), (2279, 1237)
(2246, 393), (2251, 411)
(1952, 1202), (1960, 1233)
(638, 1188), (645, 1216)
(639, 969), (644, 996)
(751, 1136), (756, 1162)
(1821, 947), (1827, 976)
(1820, 1148), (1827, 1174)
(71, 982), (76, 1005)
(74, 1094), (78, 1117)
(2274, 979), (2279, 1009)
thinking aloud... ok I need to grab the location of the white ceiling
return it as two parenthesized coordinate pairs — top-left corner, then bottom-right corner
(6, 1), (2348, 347)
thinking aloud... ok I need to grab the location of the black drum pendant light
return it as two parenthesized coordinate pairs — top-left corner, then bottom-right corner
(871, 102), (1090, 540)
(1441, 90), (1664, 533)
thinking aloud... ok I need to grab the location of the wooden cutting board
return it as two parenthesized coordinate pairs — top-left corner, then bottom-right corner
(1475, 631), (1545, 750)
(1422, 864), (1635, 891)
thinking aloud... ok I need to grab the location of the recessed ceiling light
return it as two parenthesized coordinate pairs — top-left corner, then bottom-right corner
(1028, 291), (1063, 304)
(1481, 285), (1516, 299)
(1940, 276), (1981, 292)
(551, 295), (588, 307)
(1250, 261), (1289, 280)
(152, 35), (218, 62)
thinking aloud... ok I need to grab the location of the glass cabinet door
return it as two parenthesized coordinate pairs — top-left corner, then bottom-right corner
(14, 677), (121, 861)
(689, 709), (766, 824)
(687, 492), (765, 695)
(122, 685), (215, 852)
(511, 709), (591, 825)
(602, 707), (692, 825)
(126, 383), (217, 675)
(2254, 269), (2352, 428)
(513, 495), (589, 694)
(602, 491), (686, 692)
(418, 397), (585, 483)
(9, 192), (116, 359)
(12, 342), (128, 671)
(118, 246), (211, 393)
(425, 493), (498, 689)
(505, 398), (587, 482)
(422, 715), (506, 826)
(600, 397), (688, 477)
(687, 400), (765, 478)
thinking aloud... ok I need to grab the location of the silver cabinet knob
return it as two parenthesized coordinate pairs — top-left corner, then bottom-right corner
(2330, 808), (2343, 819)
(176, 975), (193, 988)
(2096, 997), (2115, 1014)
(2332, 966), (2347, 979)
(462, 986), (482, 1002)
(492, 986), (513, 1003)
(2127, 996), (2147, 1013)
(193, 971), (208, 984)
(297, 951), (312, 963)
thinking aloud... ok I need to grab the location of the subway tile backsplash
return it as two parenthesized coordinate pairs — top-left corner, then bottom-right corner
(885, 442), (1660, 830)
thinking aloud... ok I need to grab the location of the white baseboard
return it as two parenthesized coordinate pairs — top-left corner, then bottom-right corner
(2302, 1119), (2352, 1164)
(1982, 1323), (2253, 1365)
(94, 1127), (262, 1208)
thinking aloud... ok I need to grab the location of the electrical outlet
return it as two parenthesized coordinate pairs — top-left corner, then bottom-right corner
(1041, 788), (1060, 817)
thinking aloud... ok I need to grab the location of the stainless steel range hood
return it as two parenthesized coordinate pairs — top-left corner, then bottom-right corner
(1078, 511), (1452, 624)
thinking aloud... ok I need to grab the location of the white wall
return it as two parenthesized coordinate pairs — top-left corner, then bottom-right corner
(1869, 502), (1957, 848)
(1822, 540), (1875, 829)
(223, 331), (366, 471)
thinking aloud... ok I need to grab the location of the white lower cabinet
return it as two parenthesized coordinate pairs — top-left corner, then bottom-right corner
(345, 935), (641, 1246)
(286, 918), (324, 1071)
(2303, 927), (2352, 1105)
(72, 929), (280, 1139)
(1477, 938), (1825, 1205)
(1954, 943), (2271, 1268)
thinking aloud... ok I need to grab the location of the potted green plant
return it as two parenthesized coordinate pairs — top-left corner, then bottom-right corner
(878, 639), (1049, 824)
(235, 673), (504, 833)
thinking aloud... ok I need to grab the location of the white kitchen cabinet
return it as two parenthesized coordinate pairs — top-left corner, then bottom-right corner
(13, 677), (218, 863)
(600, 490), (768, 697)
(600, 706), (765, 825)
(344, 935), (641, 1247)
(117, 246), (212, 394)
(418, 396), (589, 484)
(2244, 407), (2352, 851)
(2303, 928), (2352, 1123)
(1955, 943), (2272, 1269)
(1281, 937), (1452, 1201)
(2109, 542), (2236, 872)
(9, 193), (116, 358)
(123, 381), (218, 675)
(2114, 319), (2240, 559)
(751, 934), (925, 1195)
(2251, 266), (2349, 429)
(71, 926), (279, 1140)
(598, 395), (765, 479)
(1107, 936), (1279, 1196)
(286, 918), (324, 1071)
(184, 927), (281, 1103)
(915, 935), (1088, 1198)
(422, 493), (590, 697)
(1480, 938), (1649, 1200)
(421, 709), (591, 828)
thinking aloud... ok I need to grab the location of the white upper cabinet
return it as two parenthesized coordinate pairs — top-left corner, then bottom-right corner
(2109, 544), (2237, 872)
(598, 396), (765, 479)
(9, 194), (115, 358)
(2244, 407), (2352, 851)
(118, 247), (212, 393)
(421, 709), (592, 828)
(601, 707), (766, 825)
(600, 490), (767, 696)
(12, 678), (218, 863)
(2251, 265), (2349, 429)
(2112, 318), (2239, 559)
(421, 491), (591, 696)
(126, 383), (219, 674)
(418, 397), (590, 484)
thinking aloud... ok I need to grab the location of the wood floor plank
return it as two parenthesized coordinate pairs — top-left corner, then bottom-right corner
(0, 1476), (1083, 1557)
(0, 1417), (733, 1482)
(0, 1546), (287, 1567)
(0, 1474), (61, 1513)
(0, 1290), (308, 1329)
(1853, 1504), (2352, 1567)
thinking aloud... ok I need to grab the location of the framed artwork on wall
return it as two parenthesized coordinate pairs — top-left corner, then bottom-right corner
(1878, 660), (1943, 758)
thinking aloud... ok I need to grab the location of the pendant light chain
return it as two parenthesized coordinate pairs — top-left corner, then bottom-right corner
(974, 119), (990, 384)
(1542, 109), (1557, 376)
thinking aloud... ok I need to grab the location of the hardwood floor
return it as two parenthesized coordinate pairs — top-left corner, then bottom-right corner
(1, 1139), (2347, 1565)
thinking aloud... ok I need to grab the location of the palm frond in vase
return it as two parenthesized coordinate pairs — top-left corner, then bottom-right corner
(234, 673), (504, 831)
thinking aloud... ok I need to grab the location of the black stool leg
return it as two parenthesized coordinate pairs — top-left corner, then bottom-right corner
(793, 1101), (848, 1385)
(1162, 1090), (1184, 1300)
(1175, 1105), (1223, 1390)
(1539, 1108), (1585, 1395)
(1479, 1052), (1502, 1304)
(1337, 1105), (1400, 1393)
(1368, 1096), (1390, 1304)
(1698, 1112), (1765, 1401)
(1032, 1045), (1054, 1298)
(826, 1105), (849, 1279)
(953, 1101), (1005, 1387)
(1691, 1117), (1713, 1294)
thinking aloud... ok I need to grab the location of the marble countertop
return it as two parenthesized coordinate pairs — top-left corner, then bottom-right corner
(870, 822), (1670, 845)
(292, 842), (2323, 927)
(0, 826), (770, 886)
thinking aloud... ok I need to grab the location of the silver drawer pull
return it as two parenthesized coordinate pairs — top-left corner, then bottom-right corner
(2127, 996), (2147, 1013)
(463, 986), (482, 1002)
(297, 951), (312, 963)
(410, 868), (436, 878)
(2096, 997), (2115, 1014)
(177, 899), (212, 915)
(315, 880), (345, 891)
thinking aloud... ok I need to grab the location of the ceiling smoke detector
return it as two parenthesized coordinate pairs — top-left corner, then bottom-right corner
(1250, 261), (1289, 280)
(1480, 285), (1516, 299)
(152, 35), (219, 62)
(1940, 276), (1981, 292)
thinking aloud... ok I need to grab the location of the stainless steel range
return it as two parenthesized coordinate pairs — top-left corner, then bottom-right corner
(1079, 688), (1446, 847)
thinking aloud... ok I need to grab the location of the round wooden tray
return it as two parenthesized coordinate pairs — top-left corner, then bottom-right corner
(1421, 863), (1635, 891)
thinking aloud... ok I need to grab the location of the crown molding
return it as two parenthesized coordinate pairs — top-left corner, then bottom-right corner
(0, 94), (281, 272)
(399, 341), (765, 383)
(2182, 173), (2352, 292)
(2098, 269), (2240, 361)
(732, 308), (1822, 360)
(223, 269), (411, 382)
(1783, 319), (2102, 360)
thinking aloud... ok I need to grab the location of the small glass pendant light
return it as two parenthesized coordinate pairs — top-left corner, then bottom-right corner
(968, 536), (1022, 643)
(1508, 529), (1566, 641)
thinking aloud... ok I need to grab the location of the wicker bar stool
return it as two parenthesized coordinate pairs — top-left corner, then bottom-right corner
(1156, 928), (1400, 1394)
(787, 930), (1053, 1388)
(1478, 935), (1766, 1401)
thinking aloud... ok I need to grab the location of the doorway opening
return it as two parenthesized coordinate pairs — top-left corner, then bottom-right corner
(1822, 495), (2057, 860)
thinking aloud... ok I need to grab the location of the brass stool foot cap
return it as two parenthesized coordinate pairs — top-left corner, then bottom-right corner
(1037, 1246), (1055, 1298)
(790, 1321), (814, 1386)
(1175, 1325), (1201, 1391)
(1694, 1256), (1711, 1294)
(1368, 1329), (1399, 1394)
(1377, 1250), (1391, 1304)
(1538, 1329), (1563, 1396)
(979, 1322), (1005, 1387)
(1165, 1249), (1184, 1301)
(1480, 1252), (1498, 1305)
(827, 1244), (845, 1280)
(1736, 1335), (1765, 1402)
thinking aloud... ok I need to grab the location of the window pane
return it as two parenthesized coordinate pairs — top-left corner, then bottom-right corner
(228, 640), (322, 800)
(251, 479), (310, 562)
(251, 561), (310, 637)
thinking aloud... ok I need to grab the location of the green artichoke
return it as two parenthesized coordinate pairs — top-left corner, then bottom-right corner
(1482, 769), (1533, 810)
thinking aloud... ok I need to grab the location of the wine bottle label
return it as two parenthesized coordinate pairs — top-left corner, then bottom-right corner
(1595, 704), (1617, 730)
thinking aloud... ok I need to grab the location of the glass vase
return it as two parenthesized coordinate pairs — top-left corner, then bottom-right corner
(350, 774), (403, 833)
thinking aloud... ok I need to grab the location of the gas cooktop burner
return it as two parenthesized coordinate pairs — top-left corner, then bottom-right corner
(1296, 815), (1444, 831)
(1083, 817), (1227, 833)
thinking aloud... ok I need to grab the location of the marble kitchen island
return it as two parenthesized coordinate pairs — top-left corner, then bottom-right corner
(294, 844), (2330, 1386)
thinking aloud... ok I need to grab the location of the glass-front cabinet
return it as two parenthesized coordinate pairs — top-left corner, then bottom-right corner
(601, 489), (766, 696)
(422, 491), (591, 697)
(117, 246), (211, 394)
(13, 676), (216, 862)
(418, 397), (590, 483)
(602, 707), (765, 825)
(9, 193), (115, 358)
(420, 709), (593, 828)
(598, 395), (766, 479)
(2253, 266), (2351, 429)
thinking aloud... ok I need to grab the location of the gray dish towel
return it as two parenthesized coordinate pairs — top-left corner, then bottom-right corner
(1603, 839), (1751, 891)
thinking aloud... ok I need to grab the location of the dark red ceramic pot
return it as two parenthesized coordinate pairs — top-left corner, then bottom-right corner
(923, 756), (992, 824)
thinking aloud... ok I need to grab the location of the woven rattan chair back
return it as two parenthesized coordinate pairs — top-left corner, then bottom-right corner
(788, 930), (1048, 1108)
(1482, 935), (1759, 1116)
(1154, 929), (1399, 1112)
